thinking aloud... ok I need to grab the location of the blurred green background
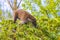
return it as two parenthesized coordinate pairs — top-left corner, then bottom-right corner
(0, 0), (60, 40)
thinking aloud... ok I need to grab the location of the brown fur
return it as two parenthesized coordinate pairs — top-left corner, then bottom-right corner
(14, 9), (37, 27)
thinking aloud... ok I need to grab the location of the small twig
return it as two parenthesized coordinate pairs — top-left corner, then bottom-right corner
(7, 0), (13, 10)
(17, 0), (22, 8)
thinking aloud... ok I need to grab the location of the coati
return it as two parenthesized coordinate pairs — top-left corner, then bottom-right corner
(14, 9), (37, 27)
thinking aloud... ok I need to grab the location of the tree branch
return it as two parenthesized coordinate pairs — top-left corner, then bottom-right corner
(17, 0), (22, 8)
(7, 0), (13, 10)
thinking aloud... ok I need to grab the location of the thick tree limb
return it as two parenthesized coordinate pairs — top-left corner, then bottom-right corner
(7, 0), (13, 10)
(17, 0), (22, 8)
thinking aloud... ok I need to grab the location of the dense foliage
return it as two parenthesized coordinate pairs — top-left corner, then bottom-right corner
(0, 0), (60, 40)
(0, 18), (60, 40)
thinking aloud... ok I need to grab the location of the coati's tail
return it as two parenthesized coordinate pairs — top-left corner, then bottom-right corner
(28, 15), (37, 27)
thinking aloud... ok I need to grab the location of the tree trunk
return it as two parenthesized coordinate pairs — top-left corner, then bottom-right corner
(13, 0), (17, 11)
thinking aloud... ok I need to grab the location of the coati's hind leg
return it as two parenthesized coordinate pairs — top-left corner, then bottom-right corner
(14, 17), (18, 23)
(14, 15), (18, 23)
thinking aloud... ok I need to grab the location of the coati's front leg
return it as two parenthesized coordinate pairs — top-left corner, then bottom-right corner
(32, 21), (37, 27)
